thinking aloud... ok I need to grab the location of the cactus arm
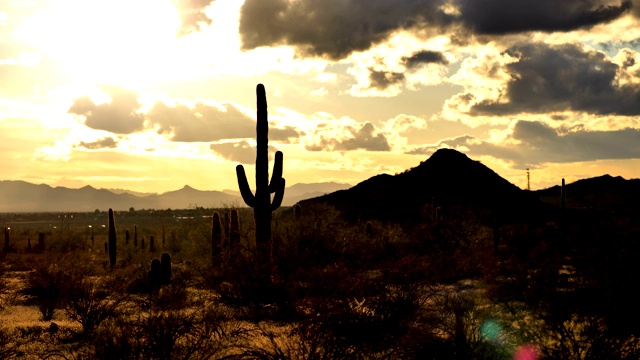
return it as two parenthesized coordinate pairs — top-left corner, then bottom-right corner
(268, 151), (283, 193)
(271, 178), (286, 211)
(236, 164), (256, 207)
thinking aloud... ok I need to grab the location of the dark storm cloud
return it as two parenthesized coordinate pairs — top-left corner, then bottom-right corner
(409, 121), (640, 166)
(209, 141), (277, 164)
(470, 43), (640, 116)
(306, 122), (391, 151)
(77, 137), (118, 149)
(68, 87), (145, 134)
(148, 101), (302, 142)
(239, 0), (632, 61)
(176, 0), (215, 36)
(456, 0), (631, 35)
(403, 50), (448, 68)
(239, 0), (452, 60)
(369, 69), (405, 90)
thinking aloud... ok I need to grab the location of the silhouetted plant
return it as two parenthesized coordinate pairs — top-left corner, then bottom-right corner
(65, 276), (125, 335)
(230, 209), (240, 255)
(212, 212), (222, 263)
(293, 203), (302, 220)
(125, 229), (130, 245)
(133, 225), (138, 247)
(161, 252), (171, 285)
(236, 84), (286, 268)
(148, 258), (161, 292)
(149, 235), (155, 252)
(108, 208), (116, 267)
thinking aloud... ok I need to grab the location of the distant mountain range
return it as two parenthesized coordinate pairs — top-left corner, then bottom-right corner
(0, 181), (351, 212)
(1, 149), (639, 215)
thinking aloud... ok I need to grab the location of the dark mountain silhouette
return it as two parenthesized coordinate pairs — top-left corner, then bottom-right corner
(535, 174), (640, 210)
(0, 181), (352, 212)
(299, 148), (544, 223)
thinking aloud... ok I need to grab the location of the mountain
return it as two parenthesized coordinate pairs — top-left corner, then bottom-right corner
(535, 175), (640, 210)
(299, 148), (543, 223)
(0, 181), (352, 213)
(222, 182), (351, 206)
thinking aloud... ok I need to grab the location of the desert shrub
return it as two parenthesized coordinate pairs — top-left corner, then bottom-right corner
(23, 254), (88, 320)
(64, 275), (126, 335)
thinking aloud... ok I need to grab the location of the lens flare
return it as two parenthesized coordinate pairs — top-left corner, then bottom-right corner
(514, 343), (538, 360)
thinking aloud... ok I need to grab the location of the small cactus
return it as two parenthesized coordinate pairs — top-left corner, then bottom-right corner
(150, 235), (155, 252)
(561, 178), (566, 210)
(38, 232), (45, 252)
(125, 229), (130, 245)
(230, 209), (240, 253)
(293, 203), (302, 220)
(108, 208), (116, 267)
(134, 225), (138, 247)
(27, 238), (32, 252)
(3, 227), (9, 252)
(161, 252), (171, 285)
(212, 212), (222, 262)
(148, 258), (162, 291)
(141, 237), (146, 250)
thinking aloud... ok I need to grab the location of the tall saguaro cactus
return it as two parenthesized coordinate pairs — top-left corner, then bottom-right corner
(236, 84), (286, 261)
(108, 208), (116, 267)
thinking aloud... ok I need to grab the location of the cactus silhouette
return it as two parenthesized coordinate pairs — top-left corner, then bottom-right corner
(148, 258), (162, 291)
(161, 252), (171, 285)
(108, 208), (116, 266)
(293, 203), (302, 220)
(38, 232), (45, 252)
(236, 84), (285, 264)
(133, 225), (138, 247)
(150, 235), (155, 252)
(230, 209), (240, 254)
(212, 212), (222, 262)
(125, 229), (130, 245)
(3, 227), (9, 252)
(561, 178), (566, 210)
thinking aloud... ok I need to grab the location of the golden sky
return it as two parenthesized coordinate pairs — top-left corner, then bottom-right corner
(2, 0), (640, 193)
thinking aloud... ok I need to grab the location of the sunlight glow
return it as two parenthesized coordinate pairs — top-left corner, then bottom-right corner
(16, 0), (181, 87)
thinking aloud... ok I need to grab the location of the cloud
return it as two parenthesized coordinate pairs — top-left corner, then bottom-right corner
(409, 120), (640, 166)
(455, 0), (632, 35)
(403, 50), (448, 68)
(238, 0), (633, 61)
(77, 137), (118, 149)
(238, 0), (453, 60)
(68, 87), (145, 134)
(176, 0), (215, 36)
(460, 43), (640, 116)
(209, 141), (277, 164)
(148, 100), (303, 142)
(368, 68), (406, 90)
(306, 122), (391, 151)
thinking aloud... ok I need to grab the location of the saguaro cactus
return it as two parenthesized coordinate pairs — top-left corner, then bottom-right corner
(561, 178), (566, 210)
(108, 208), (117, 266)
(149, 235), (155, 252)
(212, 212), (222, 262)
(161, 252), (171, 285)
(236, 84), (286, 262)
(134, 225), (138, 247)
(293, 203), (302, 221)
(125, 229), (130, 245)
(230, 209), (240, 253)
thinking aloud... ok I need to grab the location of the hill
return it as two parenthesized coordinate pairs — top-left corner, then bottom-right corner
(535, 175), (640, 210)
(299, 148), (544, 223)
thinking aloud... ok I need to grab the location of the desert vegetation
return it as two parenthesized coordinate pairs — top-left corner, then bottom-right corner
(1, 84), (639, 359)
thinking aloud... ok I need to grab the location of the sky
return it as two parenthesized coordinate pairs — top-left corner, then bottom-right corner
(2, 0), (640, 194)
